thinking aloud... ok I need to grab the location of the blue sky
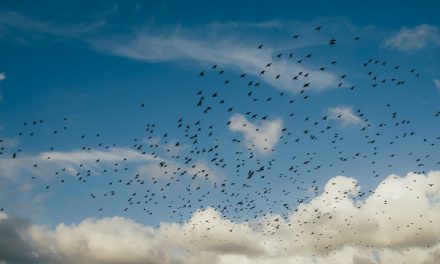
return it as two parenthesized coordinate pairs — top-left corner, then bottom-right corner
(0, 1), (440, 263)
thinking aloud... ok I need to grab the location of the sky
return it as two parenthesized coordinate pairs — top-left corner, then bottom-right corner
(0, 1), (440, 263)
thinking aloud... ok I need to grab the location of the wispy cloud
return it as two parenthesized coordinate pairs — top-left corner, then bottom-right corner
(0, 11), (105, 42)
(0, 147), (220, 182)
(434, 79), (440, 92)
(0, 72), (5, 102)
(0, 137), (18, 148)
(0, 147), (151, 180)
(228, 113), (282, 154)
(1, 171), (439, 264)
(0, 11), (344, 93)
(383, 24), (440, 51)
(327, 106), (363, 126)
(207, 20), (286, 30)
(95, 27), (338, 92)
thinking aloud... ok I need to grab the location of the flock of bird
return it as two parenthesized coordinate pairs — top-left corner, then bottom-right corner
(1, 24), (439, 257)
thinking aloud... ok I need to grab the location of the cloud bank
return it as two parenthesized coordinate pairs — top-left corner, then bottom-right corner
(1, 171), (439, 264)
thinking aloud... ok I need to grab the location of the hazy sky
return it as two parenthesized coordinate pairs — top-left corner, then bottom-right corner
(0, 1), (440, 263)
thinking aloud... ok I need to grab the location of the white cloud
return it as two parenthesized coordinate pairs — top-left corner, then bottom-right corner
(434, 79), (440, 92)
(327, 106), (363, 126)
(0, 147), (154, 180)
(0, 147), (220, 183)
(96, 29), (337, 92)
(0, 137), (18, 148)
(0, 212), (7, 221)
(228, 113), (283, 154)
(1, 171), (440, 263)
(1, 13), (346, 92)
(384, 24), (440, 51)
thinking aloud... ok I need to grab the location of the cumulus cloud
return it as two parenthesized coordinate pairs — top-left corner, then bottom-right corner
(0, 171), (439, 263)
(228, 113), (283, 154)
(383, 24), (440, 51)
(327, 106), (363, 126)
(0, 215), (43, 264)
